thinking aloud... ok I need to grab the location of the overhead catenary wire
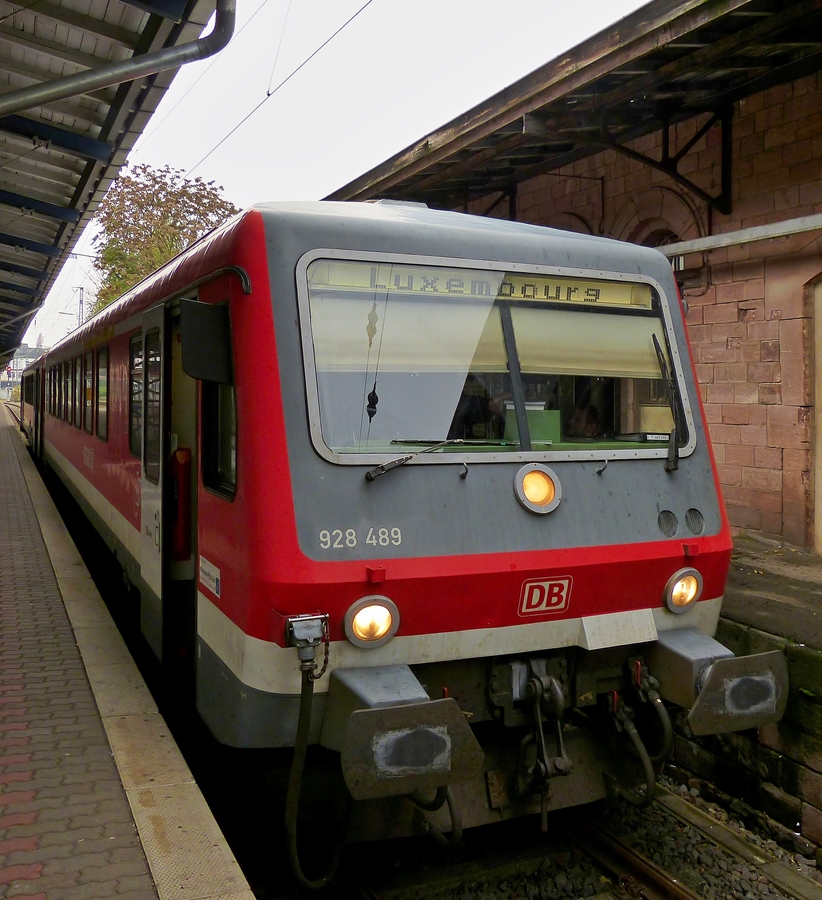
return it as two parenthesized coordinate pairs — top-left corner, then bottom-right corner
(187, 0), (374, 176)
(266, 0), (293, 95)
(135, 0), (271, 154)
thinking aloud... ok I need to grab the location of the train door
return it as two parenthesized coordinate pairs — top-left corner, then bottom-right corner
(34, 368), (44, 457)
(140, 304), (166, 657)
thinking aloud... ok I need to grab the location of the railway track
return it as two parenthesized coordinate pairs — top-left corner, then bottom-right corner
(360, 787), (822, 900)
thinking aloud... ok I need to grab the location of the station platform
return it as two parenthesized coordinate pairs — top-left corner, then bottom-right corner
(0, 407), (254, 900)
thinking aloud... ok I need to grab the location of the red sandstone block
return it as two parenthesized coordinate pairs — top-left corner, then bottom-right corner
(799, 181), (822, 206)
(741, 466), (782, 492)
(732, 259), (765, 281)
(702, 304), (739, 325)
(694, 364), (714, 384)
(709, 423), (741, 445)
(706, 382), (735, 404)
(740, 132), (765, 157)
(780, 319), (809, 407)
(699, 343), (736, 363)
(735, 113), (755, 138)
(714, 363), (747, 382)
(760, 340), (780, 362)
(752, 148), (784, 176)
(788, 159), (820, 185)
(716, 282), (748, 304)
(710, 322), (745, 342)
(688, 324), (712, 343)
(739, 92), (764, 115)
(801, 803), (822, 844)
(726, 504), (762, 530)
(743, 279), (765, 301)
(793, 75), (816, 97)
(755, 447), (783, 468)
(774, 185), (800, 211)
(760, 511), (783, 535)
(739, 171), (785, 200)
(764, 82), (793, 107)
(717, 464), (741, 486)
(782, 138), (814, 167)
(767, 405), (810, 448)
(703, 404), (722, 424)
(734, 382), (760, 404)
(726, 444), (755, 467)
(786, 91), (822, 121)
(764, 123), (797, 150)
(0, 754), (30, 766)
(746, 361), (778, 383)
(722, 404), (750, 425)
(740, 424), (767, 446)
(783, 499), (808, 546)
(727, 243), (751, 263)
(740, 342), (762, 362)
(754, 105), (784, 134)
(0, 813), (37, 828)
(685, 306), (703, 326)
(740, 320), (779, 341)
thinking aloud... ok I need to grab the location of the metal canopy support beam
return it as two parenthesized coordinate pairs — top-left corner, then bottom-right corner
(660, 212), (822, 255)
(0, 115), (113, 163)
(0, 232), (60, 257)
(0, 0), (235, 119)
(0, 280), (38, 296)
(601, 107), (733, 215)
(0, 261), (46, 281)
(0, 189), (80, 223)
(119, 0), (189, 21)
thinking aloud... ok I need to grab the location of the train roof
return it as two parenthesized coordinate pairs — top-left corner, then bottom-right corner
(32, 200), (675, 366)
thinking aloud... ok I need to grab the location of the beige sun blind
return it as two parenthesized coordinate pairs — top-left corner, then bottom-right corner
(309, 296), (506, 372)
(511, 307), (670, 379)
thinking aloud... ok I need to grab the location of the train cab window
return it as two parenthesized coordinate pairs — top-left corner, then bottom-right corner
(129, 335), (143, 457)
(144, 329), (161, 483)
(83, 352), (93, 434)
(303, 258), (688, 461)
(202, 382), (237, 498)
(96, 347), (108, 440)
(73, 356), (82, 428)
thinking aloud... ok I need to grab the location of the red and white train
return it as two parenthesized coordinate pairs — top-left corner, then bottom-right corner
(23, 201), (787, 885)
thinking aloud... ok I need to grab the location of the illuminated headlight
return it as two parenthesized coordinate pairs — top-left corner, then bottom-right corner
(664, 567), (703, 614)
(344, 596), (400, 648)
(515, 464), (562, 515)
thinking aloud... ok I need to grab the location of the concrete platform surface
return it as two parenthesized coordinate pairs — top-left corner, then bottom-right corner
(0, 407), (255, 900)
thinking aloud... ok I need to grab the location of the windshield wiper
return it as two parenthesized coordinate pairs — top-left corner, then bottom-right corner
(365, 439), (465, 481)
(652, 334), (680, 473)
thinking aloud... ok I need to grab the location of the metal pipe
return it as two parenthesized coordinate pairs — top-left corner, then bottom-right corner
(660, 212), (822, 257)
(0, 0), (236, 119)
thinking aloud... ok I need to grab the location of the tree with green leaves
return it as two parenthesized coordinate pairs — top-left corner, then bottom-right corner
(90, 164), (240, 315)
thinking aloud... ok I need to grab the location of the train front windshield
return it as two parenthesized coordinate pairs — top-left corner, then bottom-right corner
(304, 258), (685, 457)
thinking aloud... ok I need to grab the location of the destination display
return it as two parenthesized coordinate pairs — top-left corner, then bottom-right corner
(308, 259), (653, 309)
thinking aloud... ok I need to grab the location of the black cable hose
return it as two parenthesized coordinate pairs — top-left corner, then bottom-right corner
(648, 692), (674, 765)
(284, 668), (343, 891)
(616, 718), (657, 808)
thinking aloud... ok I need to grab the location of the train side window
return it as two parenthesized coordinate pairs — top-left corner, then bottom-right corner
(63, 361), (71, 420)
(202, 382), (237, 499)
(144, 329), (161, 484)
(130, 335), (143, 457)
(83, 352), (93, 434)
(97, 347), (108, 440)
(74, 356), (82, 427)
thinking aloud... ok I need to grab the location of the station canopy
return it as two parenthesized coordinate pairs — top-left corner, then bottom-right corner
(328, 0), (822, 220)
(0, 0), (224, 367)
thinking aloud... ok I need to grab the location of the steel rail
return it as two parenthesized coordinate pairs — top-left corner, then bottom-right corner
(570, 817), (704, 900)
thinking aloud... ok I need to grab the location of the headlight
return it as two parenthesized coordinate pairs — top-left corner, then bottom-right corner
(664, 567), (703, 614)
(515, 464), (562, 515)
(344, 596), (400, 648)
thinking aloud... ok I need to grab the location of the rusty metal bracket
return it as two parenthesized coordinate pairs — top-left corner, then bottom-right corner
(599, 106), (733, 216)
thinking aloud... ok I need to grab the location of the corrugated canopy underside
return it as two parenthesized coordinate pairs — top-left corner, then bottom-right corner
(328, 0), (822, 207)
(0, 0), (216, 365)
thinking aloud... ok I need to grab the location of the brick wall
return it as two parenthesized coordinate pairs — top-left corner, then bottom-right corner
(471, 72), (822, 546)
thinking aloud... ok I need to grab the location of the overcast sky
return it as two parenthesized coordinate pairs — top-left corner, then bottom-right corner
(26, 0), (648, 347)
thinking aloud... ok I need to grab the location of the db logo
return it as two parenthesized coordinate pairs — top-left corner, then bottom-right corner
(518, 577), (572, 617)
